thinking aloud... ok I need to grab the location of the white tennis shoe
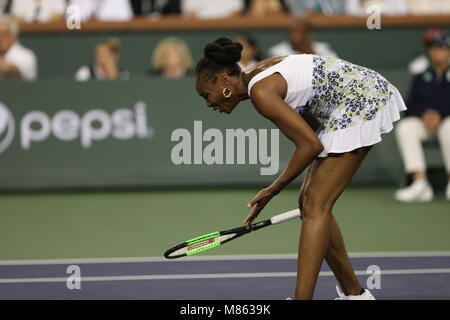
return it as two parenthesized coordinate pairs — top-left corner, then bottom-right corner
(285, 286), (376, 300)
(394, 180), (433, 202)
(334, 286), (375, 300)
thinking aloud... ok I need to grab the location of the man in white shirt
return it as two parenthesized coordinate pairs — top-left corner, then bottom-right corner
(0, 15), (37, 81)
(68, 0), (133, 22)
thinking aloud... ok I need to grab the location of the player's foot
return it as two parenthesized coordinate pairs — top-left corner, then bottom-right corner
(334, 286), (375, 300)
(394, 180), (433, 202)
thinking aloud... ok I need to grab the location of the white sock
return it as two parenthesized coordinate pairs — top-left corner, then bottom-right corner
(412, 179), (428, 187)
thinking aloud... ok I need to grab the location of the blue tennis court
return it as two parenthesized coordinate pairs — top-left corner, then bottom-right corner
(1, 253), (449, 300)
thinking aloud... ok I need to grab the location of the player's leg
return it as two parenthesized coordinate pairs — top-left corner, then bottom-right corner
(325, 214), (362, 296)
(299, 163), (362, 296)
(295, 146), (371, 300)
(298, 162), (314, 220)
(437, 116), (450, 200)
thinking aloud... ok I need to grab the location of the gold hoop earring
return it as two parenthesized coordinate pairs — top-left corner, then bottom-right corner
(223, 88), (232, 99)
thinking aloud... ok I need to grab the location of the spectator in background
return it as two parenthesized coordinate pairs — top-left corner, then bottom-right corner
(0, 15), (37, 81)
(267, 18), (338, 58)
(181, 0), (243, 19)
(75, 38), (129, 81)
(151, 37), (192, 79)
(235, 35), (261, 71)
(345, 0), (409, 16)
(409, 28), (445, 75)
(245, 0), (286, 16)
(11, 0), (65, 23)
(130, 0), (181, 16)
(68, 0), (133, 22)
(284, 0), (346, 15)
(395, 32), (450, 202)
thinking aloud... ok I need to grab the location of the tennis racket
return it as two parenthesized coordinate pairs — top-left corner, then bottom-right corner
(164, 208), (300, 259)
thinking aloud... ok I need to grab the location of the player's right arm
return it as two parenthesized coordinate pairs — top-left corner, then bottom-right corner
(244, 75), (323, 227)
(302, 110), (322, 132)
(250, 78), (323, 191)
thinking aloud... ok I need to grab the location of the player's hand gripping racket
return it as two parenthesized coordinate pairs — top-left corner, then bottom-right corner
(164, 209), (300, 259)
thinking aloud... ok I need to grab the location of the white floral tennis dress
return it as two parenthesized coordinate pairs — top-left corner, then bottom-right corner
(247, 54), (407, 157)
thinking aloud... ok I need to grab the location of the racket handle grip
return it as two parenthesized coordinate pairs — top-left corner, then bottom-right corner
(270, 209), (301, 225)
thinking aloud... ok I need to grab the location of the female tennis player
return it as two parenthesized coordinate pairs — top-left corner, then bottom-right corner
(194, 37), (406, 300)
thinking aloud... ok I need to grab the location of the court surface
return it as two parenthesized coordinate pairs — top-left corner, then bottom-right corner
(0, 186), (449, 299)
(1, 253), (450, 299)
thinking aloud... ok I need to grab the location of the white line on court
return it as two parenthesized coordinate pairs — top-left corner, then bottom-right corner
(0, 251), (450, 265)
(0, 268), (450, 284)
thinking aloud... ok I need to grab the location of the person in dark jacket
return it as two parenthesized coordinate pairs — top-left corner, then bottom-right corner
(395, 32), (450, 202)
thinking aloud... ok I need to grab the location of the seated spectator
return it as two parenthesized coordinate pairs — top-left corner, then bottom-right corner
(409, 29), (445, 75)
(345, 0), (409, 16)
(150, 37), (193, 79)
(0, 15), (37, 81)
(130, 0), (181, 17)
(395, 32), (450, 202)
(284, 0), (346, 15)
(11, 0), (65, 23)
(245, 0), (286, 16)
(68, 0), (133, 22)
(181, 0), (244, 19)
(75, 38), (129, 81)
(267, 18), (338, 58)
(235, 35), (261, 71)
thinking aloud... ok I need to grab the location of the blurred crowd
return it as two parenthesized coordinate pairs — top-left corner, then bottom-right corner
(0, 0), (450, 23)
(0, 11), (449, 83)
(0, 2), (449, 201)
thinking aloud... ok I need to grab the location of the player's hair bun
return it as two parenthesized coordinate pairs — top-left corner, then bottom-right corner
(203, 37), (243, 65)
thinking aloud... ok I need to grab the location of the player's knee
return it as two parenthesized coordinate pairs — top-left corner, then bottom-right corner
(302, 190), (332, 220)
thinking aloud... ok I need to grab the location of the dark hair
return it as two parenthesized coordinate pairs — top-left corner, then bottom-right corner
(195, 37), (243, 82)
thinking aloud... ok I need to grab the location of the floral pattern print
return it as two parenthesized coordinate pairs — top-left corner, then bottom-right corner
(296, 56), (394, 134)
